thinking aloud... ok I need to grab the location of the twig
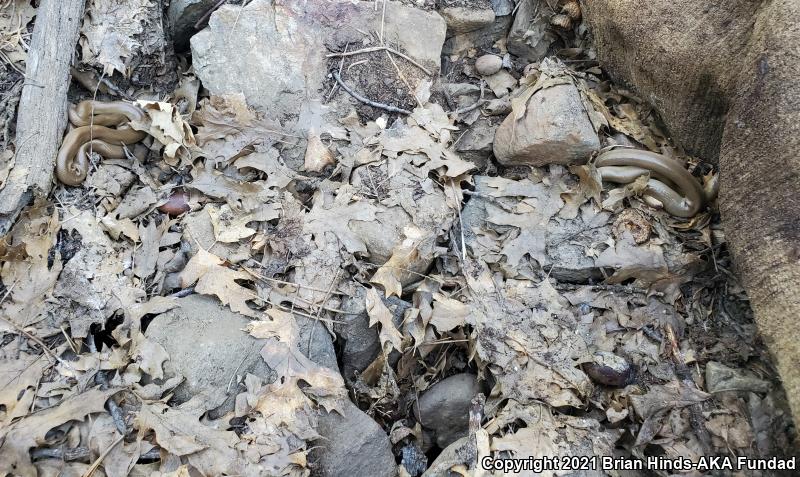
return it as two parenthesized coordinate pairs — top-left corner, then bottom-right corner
(325, 42), (349, 103)
(81, 434), (124, 477)
(380, 0), (387, 43)
(327, 46), (432, 76)
(450, 180), (466, 261)
(331, 71), (412, 115)
(385, 49), (423, 108)
(0, 315), (70, 368)
(450, 80), (486, 116)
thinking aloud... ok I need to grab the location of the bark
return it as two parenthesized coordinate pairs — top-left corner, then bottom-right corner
(0, 0), (86, 235)
(583, 0), (800, 423)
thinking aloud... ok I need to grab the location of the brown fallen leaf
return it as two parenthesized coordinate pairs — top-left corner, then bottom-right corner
(0, 387), (120, 477)
(248, 309), (346, 412)
(0, 203), (61, 332)
(179, 248), (259, 318)
(365, 287), (405, 353)
(193, 93), (296, 166)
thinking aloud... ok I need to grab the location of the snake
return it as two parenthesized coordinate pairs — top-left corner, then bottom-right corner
(595, 148), (717, 217)
(56, 101), (147, 186)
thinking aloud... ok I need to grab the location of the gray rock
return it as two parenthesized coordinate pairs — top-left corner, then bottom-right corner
(439, 0), (495, 33)
(507, 0), (556, 62)
(337, 288), (381, 380)
(312, 400), (396, 477)
(493, 81), (600, 166)
(192, 0), (445, 119)
(443, 14), (513, 56)
(167, 0), (218, 51)
(337, 288), (412, 379)
(414, 374), (480, 448)
(491, 0), (515, 16)
(545, 207), (612, 282)
(145, 294), (337, 416)
(455, 117), (497, 168)
(475, 54), (503, 76)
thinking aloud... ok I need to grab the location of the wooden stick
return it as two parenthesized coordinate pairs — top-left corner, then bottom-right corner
(331, 71), (412, 115)
(0, 0), (86, 235)
(326, 46), (433, 76)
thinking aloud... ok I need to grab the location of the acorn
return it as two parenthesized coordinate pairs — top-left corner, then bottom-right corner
(583, 352), (636, 387)
(158, 189), (190, 217)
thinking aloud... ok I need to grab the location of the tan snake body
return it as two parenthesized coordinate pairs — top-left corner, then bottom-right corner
(595, 149), (713, 217)
(56, 101), (146, 186)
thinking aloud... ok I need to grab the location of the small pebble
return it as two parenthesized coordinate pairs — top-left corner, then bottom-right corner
(475, 54), (502, 76)
(157, 189), (190, 217)
(583, 351), (635, 387)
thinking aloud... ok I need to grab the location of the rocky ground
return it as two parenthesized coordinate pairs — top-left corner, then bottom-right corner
(0, 0), (796, 476)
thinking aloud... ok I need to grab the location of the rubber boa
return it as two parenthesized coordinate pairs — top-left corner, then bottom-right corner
(56, 101), (147, 186)
(595, 149), (711, 217)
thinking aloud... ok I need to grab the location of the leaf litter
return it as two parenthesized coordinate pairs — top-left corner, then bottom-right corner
(0, 2), (795, 476)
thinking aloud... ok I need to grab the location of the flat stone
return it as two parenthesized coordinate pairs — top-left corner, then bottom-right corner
(439, 1), (495, 33)
(414, 373), (480, 448)
(145, 294), (337, 416)
(192, 0), (445, 120)
(507, 0), (556, 62)
(462, 175), (613, 281)
(493, 81), (600, 166)
(312, 400), (396, 477)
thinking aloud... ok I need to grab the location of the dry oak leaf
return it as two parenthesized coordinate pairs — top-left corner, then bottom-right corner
(207, 202), (281, 243)
(365, 287), (405, 353)
(303, 194), (376, 254)
(132, 100), (198, 167)
(0, 387), (120, 477)
(179, 248), (259, 318)
(0, 204), (61, 331)
(193, 93), (296, 165)
(80, 0), (150, 76)
(249, 309), (346, 412)
(135, 402), (249, 476)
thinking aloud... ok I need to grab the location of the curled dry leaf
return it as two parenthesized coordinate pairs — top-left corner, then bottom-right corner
(370, 225), (440, 297)
(0, 387), (120, 477)
(131, 100), (198, 167)
(304, 132), (336, 172)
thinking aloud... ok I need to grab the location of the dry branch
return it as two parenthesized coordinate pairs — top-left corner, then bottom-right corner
(0, 0), (86, 235)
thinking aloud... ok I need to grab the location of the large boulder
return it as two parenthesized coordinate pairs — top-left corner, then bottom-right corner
(582, 0), (800, 423)
(493, 81), (600, 166)
(191, 0), (446, 119)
